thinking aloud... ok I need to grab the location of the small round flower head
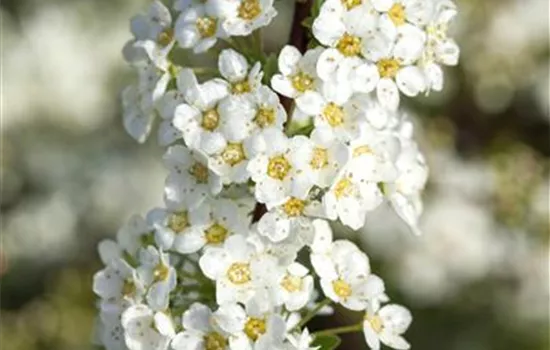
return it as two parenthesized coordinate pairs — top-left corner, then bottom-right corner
(271, 46), (324, 99)
(171, 303), (230, 350)
(175, 1), (227, 53)
(163, 145), (223, 210)
(137, 246), (177, 311)
(93, 258), (145, 307)
(247, 129), (315, 207)
(371, 0), (435, 30)
(274, 262), (314, 311)
(218, 49), (263, 96)
(116, 214), (154, 257)
(363, 303), (412, 350)
(221, 0), (278, 36)
(121, 304), (175, 350)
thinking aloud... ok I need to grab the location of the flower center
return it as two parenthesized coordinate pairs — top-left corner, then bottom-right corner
(281, 275), (303, 292)
(267, 155), (292, 180)
(238, 0), (262, 20)
(168, 211), (189, 233)
(153, 263), (170, 282)
(353, 145), (373, 157)
(157, 28), (174, 47)
(204, 332), (227, 350)
(232, 80), (251, 94)
(205, 223), (228, 244)
(388, 3), (406, 26)
(222, 143), (246, 166)
(201, 108), (220, 131)
(254, 107), (275, 128)
(365, 315), (384, 334)
(336, 33), (362, 57)
(189, 162), (209, 184)
(122, 279), (137, 297)
(341, 0), (362, 10)
(334, 177), (353, 199)
(310, 147), (329, 169)
(196, 17), (217, 38)
(323, 103), (345, 127)
(377, 58), (401, 78)
(332, 279), (352, 298)
(227, 262), (251, 285)
(291, 71), (315, 93)
(244, 317), (266, 341)
(283, 198), (306, 217)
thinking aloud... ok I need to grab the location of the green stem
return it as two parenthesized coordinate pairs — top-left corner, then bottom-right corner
(293, 298), (332, 330)
(312, 323), (363, 337)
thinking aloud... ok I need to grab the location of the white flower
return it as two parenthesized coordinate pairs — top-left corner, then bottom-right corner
(284, 329), (318, 350)
(273, 262), (314, 311)
(221, 0), (277, 36)
(214, 302), (287, 350)
(123, 0), (174, 70)
(93, 258), (145, 306)
(363, 304), (412, 350)
(137, 246), (177, 311)
(247, 129), (315, 207)
(218, 49), (263, 96)
(371, 0), (434, 29)
(271, 46), (323, 99)
(163, 145), (223, 210)
(175, 2), (227, 53)
(117, 214), (154, 257)
(171, 303), (231, 350)
(121, 304), (176, 350)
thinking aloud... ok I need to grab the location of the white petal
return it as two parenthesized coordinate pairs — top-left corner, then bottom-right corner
(396, 66), (426, 96)
(183, 303), (212, 333)
(296, 91), (325, 115)
(218, 49), (249, 82)
(278, 45), (302, 76)
(376, 78), (400, 111)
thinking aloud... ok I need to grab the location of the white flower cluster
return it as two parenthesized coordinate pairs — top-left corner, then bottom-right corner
(96, 0), (459, 349)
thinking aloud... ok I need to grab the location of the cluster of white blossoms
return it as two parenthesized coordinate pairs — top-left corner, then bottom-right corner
(96, 0), (459, 349)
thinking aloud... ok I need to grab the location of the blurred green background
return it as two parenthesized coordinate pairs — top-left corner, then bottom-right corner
(1, 0), (548, 349)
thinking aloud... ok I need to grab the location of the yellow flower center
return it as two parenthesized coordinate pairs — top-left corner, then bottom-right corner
(222, 143), (246, 166)
(365, 315), (384, 334)
(122, 279), (136, 297)
(332, 279), (352, 298)
(281, 275), (303, 292)
(341, 0), (362, 10)
(310, 147), (329, 169)
(377, 58), (401, 78)
(283, 198), (306, 217)
(232, 80), (251, 94)
(323, 103), (345, 127)
(353, 145), (373, 157)
(238, 0), (262, 20)
(244, 318), (266, 341)
(334, 177), (353, 199)
(291, 71), (315, 93)
(336, 33), (362, 57)
(189, 162), (209, 184)
(201, 109), (220, 131)
(227, 262), (251, 285)
(267, 155), (292, 180)
(254, 107), (276, 128)
(205, 223), (228, 244)
(204, 332), (227, 350)
(196, 17), (217, 38)
(153, 263), (170, 282)
(157, 28), (174, 47)
(388, 3), (406, 26)
(168, 211), (189, 233)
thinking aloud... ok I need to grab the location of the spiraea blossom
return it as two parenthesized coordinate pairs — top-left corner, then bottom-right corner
(94, 0), (460, 349)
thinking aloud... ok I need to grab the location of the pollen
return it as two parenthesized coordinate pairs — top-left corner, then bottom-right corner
(353, 145), (373, 157)
(291, 71), (314, 93)
(168, 211), (189, 233)
(204, 332), (227, 350)
(254, 107), (276, 128)
(201, 108), (220, 131)
(153, 263), (170, 282)
(332, 279), (352, 299)
(205, 223), (228, 244)
(377, 58), (401, 78)
(310, 147), (329, 169)
(323, 103), (345, 127)
(122, 279), (137, 297)
(281, 275), (303, 292)
(283, 198), (306, 217)
(157, 28), (174, 47)
(334, 177), (353, 199)
(336, 33), (362, 57)
(238, 0), (262, 20)
(365, 314), (384, 334)
(231, 80), (251, 94)
(196, 17), (217, 38)
(227, 262), (251, 285)
(222, 142), (246, 166)
(341, 0), (362, 10)
(190, 162), (209, 184)
(244, 317), (266, 341)
(388, 3), (406, 26)
(267, 155), (292, 180)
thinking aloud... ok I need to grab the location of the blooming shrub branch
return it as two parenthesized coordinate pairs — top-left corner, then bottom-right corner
(93, 0), (459, 349)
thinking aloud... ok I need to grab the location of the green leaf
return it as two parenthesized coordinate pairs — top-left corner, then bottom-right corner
(312, 334), (342, 350)
(262, 53), (278, 85)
